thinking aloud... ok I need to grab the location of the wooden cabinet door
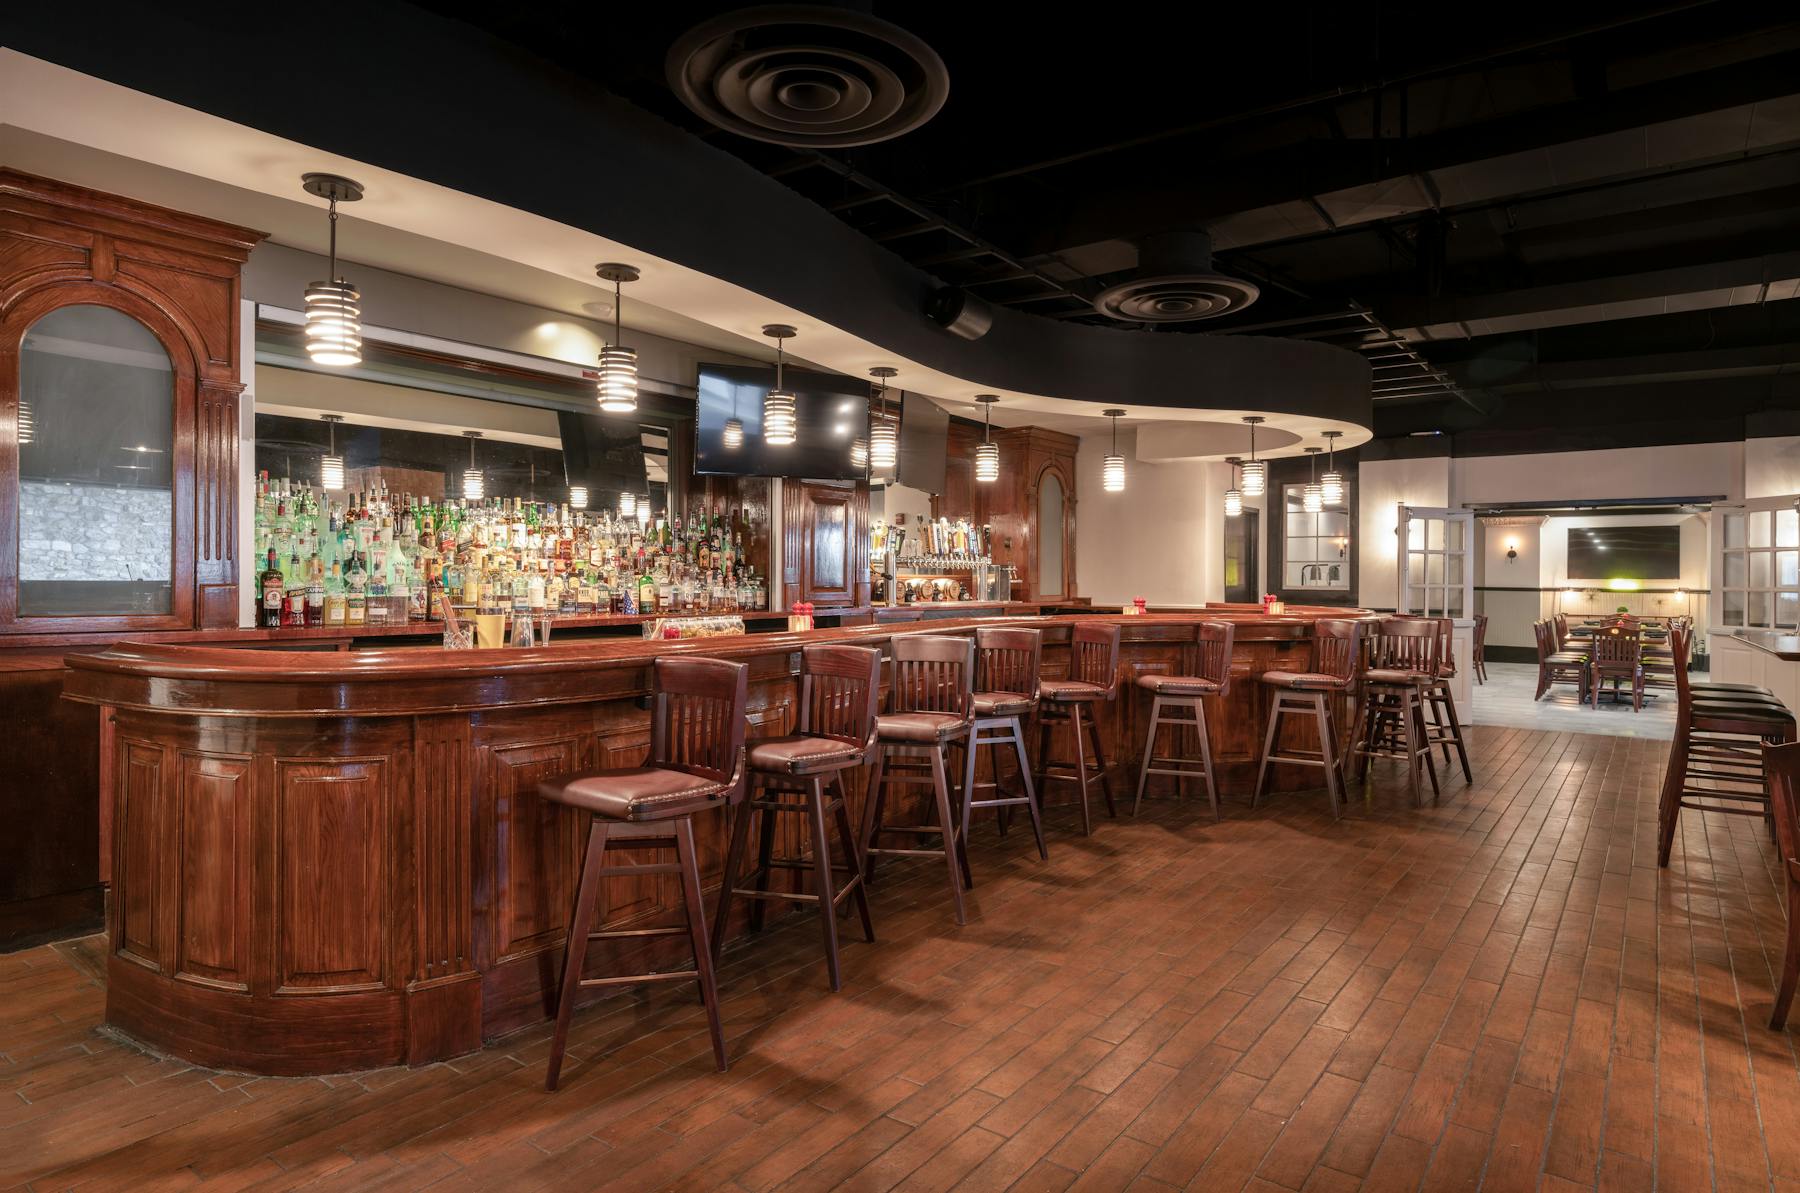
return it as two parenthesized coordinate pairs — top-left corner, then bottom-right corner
(782, 479), (869, 607)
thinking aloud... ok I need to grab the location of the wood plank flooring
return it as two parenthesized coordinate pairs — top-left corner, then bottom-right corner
(5, 724), (1799, 1192)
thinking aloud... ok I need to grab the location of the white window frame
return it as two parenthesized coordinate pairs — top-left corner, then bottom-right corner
(1712, 496), (1800, 632)
(1397, 503), (1474, 619)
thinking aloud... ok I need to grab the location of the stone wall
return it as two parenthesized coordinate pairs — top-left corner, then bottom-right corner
(19, 480), (171, 582)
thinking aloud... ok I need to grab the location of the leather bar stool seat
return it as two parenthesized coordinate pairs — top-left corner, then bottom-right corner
(717, 644), (880, 992)
(972, 691), (1036, 717)
(1039, 678), (1109, 701)
(1362, 667), (1436, 686)
(539, 656), (748, 1089)
(1134, 621), (1234, 821)
(1260, 671), (1345, 691)
(747, 735), (865, 775)
(876, 711), (969, 743)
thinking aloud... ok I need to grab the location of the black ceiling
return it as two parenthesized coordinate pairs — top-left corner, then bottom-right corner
(421, 0), (1800, 445)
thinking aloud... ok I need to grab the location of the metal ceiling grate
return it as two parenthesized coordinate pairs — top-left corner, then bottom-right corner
(1216, 305), (1478, 408)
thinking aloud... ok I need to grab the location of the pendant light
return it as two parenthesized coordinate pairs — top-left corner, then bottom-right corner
(1320, 430), (1344, 504)
(17, 398), (34, 446)
(637, 497), (652, 525)
(1223, 456), (1243, 518)
(1239, 416), (1266, 497)
(619, 491), (637, 519)
(851, 435), (869, 470)
(300, 173), (365, 367)
(868, 367), (899, 471)
(761, 324), (798, 445)
(974, 395), (1001, 483)
(461, 431), (484, 500)
(723, 380), (744, 450)
(594, 263), (641, 414)
(319, 414), (346, 491)
(1303, 447), (1324, 513)
(1101, 409), (1127, 493)
(568, 485), (588, 509)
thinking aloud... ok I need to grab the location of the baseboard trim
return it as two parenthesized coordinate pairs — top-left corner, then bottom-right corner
(1483, 646), (1537, 665)
(0, 886), (104, 953)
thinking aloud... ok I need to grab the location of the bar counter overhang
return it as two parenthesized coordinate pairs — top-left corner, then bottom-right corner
(63, 607), (1370, 1075)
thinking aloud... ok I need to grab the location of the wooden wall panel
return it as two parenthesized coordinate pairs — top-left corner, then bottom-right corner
(116, 740), (167, 971)
(175, 751), (251, 990)
(273, 759), (388, 993)
(412, 716), (472, 984)
(485, 735), (585, 962)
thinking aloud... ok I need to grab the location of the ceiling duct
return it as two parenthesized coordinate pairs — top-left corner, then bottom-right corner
(665, 5), (949, 148)
(1092, 230), (1260, 323)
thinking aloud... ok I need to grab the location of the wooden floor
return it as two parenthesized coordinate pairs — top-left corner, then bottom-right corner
(6, 724), (1799, 1192)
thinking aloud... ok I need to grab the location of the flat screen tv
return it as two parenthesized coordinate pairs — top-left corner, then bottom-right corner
(1566, 525), (1682, 580)
(896, 391), (948, 495)
(556, 411), (647, 499)
(695, 363), (866, 480)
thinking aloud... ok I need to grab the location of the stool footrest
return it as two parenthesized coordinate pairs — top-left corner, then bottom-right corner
(866, 846), (949, 859)
(586, 925), (692, 941)
(598, 863), (684, 878)
(579, 969), (699, 989)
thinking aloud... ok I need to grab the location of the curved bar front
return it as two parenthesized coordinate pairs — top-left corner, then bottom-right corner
(64, 608), (1369, 1074)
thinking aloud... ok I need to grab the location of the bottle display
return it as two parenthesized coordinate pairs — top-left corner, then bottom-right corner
(251, 474), (770, 629)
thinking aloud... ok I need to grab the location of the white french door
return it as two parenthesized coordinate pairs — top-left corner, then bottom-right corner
(1397, 504), (1474, 618)
(1712, 496), (1800, 632)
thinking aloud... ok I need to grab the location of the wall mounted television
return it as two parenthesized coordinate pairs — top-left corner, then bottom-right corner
(1566, 525), (1682, 580)
(556, 410), (648, 501)
(694, 363), (867, 480)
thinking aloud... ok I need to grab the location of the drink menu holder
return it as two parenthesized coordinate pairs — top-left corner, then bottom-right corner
(642, 615), (747, 641)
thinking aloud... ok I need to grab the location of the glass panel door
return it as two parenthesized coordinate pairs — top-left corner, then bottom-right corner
(1715, 496), (1800, 630)
(1397, 504), (1473, 618)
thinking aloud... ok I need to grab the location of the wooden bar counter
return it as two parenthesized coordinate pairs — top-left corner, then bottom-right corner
(63, 606), (1368, 1075)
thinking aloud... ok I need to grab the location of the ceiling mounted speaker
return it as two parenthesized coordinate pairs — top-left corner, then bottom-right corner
(667, 5), (949, 148)
(1092, 230), (1259, 324)
(925, 288), (994, 341)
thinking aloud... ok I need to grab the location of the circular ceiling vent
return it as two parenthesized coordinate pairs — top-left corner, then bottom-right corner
(666, 5), (949, 148)
(1091, 230), (1260, 323)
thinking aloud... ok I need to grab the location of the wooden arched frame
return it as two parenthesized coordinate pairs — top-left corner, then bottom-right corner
(0, 169), (261, 637)
(1026, 458), (1077, 602)
(0, 285), (199, 632)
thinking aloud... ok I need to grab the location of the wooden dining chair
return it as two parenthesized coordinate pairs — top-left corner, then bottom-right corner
(1588, 623), (1643, 711)
(1763, 740), (1800, 1029)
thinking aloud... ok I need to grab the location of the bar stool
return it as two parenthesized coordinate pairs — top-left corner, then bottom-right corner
(959, 627), (1048, 860)
(1658, 623), (1796, 867)
(1253, 618), (1362, 819)
(1035, 622), (1123, 835)
(1132, 620), (1235, 821)
(538, 657), (749, 1088)
(1417, 616), (1472, 784)
(1350, 617), (1441, 807)
(1762, 740), (1800, 1028)
(861, 635), (976, 925)
(714, 644), (880, 992)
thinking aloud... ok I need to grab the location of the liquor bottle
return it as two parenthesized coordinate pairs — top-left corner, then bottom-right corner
(260, 548), (284, 628)
(346, 552), (368, 626)
(285, 549), (306, 628)
(323, 561), (347, 627)
(305, 554), (325, 627)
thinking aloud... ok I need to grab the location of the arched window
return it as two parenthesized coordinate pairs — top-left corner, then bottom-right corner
(1037, 471), (1065, 599)
(18, 305), (174, 616)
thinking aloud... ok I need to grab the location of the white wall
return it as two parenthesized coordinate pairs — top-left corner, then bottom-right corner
(1746, 435), (1800, 499)
(1456, 441), (1741, 505)
(1358, 454), (1451, 611)
(1073, 429), (1241, 607)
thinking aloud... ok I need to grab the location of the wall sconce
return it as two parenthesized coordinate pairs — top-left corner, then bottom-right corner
(1505, 537), (1519, 562)
(1673, 588), (1686, 602)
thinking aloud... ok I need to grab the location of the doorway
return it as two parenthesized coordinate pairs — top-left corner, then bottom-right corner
(1224, 509), (1259, 603)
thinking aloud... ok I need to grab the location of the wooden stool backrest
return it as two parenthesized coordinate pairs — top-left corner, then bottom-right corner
(798, 644), (884, 757)
(890, 635), (975, 720)
(1070, 622), (1123, 698)
(1313, 619), (1364, 683)
(1371, 616), (1441, 676)
(1194, 621), (1236, 695)
(975, 627), (1042, 700)
(652, 657), (749, 791)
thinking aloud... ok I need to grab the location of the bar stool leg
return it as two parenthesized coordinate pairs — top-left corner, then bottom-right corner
(1195, 698), (1219, 822)
(830, 772), (876, 943)
(1010, 719), (1049, 860)
(804, 776), (845, 992)
(1400, 692), (1424, 807)
(749, 785), (778, 933)
(1252, 692), (1283, 808)
(1087, 711), (1116, 818)
(1418, 698), (1441, 799)
(1438, 689), (1472, 782)
(547, 819), (609, 1091)
(928, 745), (968, 925)
(711, 799), (755, 967)
(1657, 721), (1691, 866)
(948, 742), (975, 891)
(860, 748), (889, 884)
(673, 819), (728, 1072)
(1070, 705), (1093, 835)
(1133, 696), (1161, 815)
(960, 729), (981, 854)
(1313, 691), (1343, 820)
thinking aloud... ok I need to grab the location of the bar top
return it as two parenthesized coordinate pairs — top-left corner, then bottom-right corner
(1729, 630), (1800, 661)
(62, 606), (1371, 718)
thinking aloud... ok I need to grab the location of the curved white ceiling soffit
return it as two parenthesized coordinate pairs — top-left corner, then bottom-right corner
(0, 9), (1372, 456)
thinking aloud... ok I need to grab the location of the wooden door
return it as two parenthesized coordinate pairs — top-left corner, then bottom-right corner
(782, 479), (869, 607)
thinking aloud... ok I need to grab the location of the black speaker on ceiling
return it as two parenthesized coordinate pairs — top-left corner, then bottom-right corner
(925, 287), (994, 341)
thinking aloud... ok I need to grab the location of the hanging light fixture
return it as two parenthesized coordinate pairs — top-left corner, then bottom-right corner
(17, 397), (34, 446)
(722, 380), (744, 450)
(1320, 430), (1345, 504)
(868, 367), (899, 471)
(637, 496), (651, 525)
(568, 485), (588, 509)
(619, 491), (637, 519)
(1239, 416), (1266, 497)
(300, 173), (365, 367)
(1102, 409), (1127, 493)
(1223, 456), (1243, 518)
(461, 431), (484, 500)
(761, 324), (798, 445)
(974, 395), (1001, 483)
(1303, 447), (1324, 513)
(851, 435), (869, 469)
(594, 263), (641, 414)
(319, 414), (346, 491)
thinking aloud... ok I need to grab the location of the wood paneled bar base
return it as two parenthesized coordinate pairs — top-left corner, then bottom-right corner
(63, 607), (1369, 1075)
